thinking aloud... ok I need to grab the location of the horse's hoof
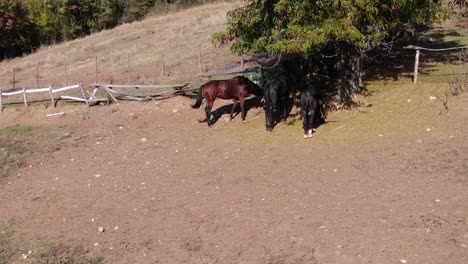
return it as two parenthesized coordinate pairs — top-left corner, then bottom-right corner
(304, 134), (308, 139)
(242, 120), (247, 123)
(313, 128), (317, 132)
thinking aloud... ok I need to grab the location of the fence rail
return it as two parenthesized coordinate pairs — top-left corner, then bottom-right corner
(405, 45), (468, 84)
(0, 84), (88, 111)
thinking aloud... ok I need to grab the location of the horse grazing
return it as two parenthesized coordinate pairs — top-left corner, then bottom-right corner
(263, 78), (291, 132)
(301, 85), (326, 138)
(192, 76), (262, 127)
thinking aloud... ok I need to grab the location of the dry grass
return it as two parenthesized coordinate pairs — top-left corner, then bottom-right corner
(0, 1), (244, 89)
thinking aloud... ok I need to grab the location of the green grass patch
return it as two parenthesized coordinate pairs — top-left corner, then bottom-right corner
(0, 124), (42, 182)
(0, 149), (20, 182)
(0, 229), (15, 264)
(0, 124), (40, 137)
(33, 242), (103, 264)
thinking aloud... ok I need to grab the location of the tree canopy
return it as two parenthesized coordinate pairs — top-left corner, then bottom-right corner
(225, 0), (448, 105)
(227, 0), (447, 54)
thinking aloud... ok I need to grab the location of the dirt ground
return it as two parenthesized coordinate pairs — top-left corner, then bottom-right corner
(0, 78), (467, 263)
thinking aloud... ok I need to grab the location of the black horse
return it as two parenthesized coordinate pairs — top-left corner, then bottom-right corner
(301, 84), (326, 138)
(263, 78), (291, 132)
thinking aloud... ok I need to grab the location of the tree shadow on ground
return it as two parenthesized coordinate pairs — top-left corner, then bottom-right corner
(363, 27), (467, 83)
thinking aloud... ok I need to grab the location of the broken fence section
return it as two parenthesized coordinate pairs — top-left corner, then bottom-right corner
(91, 83), (197, 104)
(0, 82), (197, 112)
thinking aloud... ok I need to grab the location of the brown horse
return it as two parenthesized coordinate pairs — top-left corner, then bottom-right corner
(192, 76), (262, 127)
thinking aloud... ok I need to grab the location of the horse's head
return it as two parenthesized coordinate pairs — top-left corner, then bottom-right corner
(247, 79), (263, 98)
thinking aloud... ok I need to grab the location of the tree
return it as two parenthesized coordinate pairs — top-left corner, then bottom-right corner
(121, 0), (156, 22)
(25, 0), (63, 44)
(0, 0), (39, 59)
(225, 0), (447, 105)
(100, 0), (124, 29)
(59, 0), (100, 39)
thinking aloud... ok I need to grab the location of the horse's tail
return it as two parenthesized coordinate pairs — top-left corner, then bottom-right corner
(192, 85), (204, 109)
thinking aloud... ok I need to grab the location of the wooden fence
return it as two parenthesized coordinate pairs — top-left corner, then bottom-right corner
(0, 84), (88, 112)
(90, 83), (196, 104)
(0, 81), (204, 112)
(405, 45), (468, 84)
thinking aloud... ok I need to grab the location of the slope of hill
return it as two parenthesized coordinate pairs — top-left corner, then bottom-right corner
(0, 1), (242, 89)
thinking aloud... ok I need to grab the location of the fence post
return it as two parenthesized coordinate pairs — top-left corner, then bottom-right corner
(0, 90), (3, 112)
(36, 61), (40, 89)
(95, 55), (99, 84)
(413, 49), (420, 84)
(241, 55), (244, 71)
(65, 53), (68, 86)
(22, 88), (28, 107)
(79, 83), (89, 107)
(127, 52), (132, 83)
(11, 68), (16, 90)
(161, 53), (165, 77)
(198, 45), (203, 76)
(49, 85), (55, 108)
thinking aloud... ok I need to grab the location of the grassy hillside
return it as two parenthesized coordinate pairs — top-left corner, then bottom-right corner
(0, 1), (243, 90)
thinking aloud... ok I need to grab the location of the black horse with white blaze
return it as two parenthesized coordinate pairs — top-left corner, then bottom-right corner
(262, 78), (291, 132)
(301, 84), (326, 138)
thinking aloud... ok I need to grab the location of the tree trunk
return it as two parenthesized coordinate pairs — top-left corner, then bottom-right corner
(335, 42), (361, 106)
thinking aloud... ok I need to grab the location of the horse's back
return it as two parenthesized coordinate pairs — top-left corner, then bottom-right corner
(301, 86), (318, 109)
(218, 78), (248, 99)
(202, 76), (257, 101)
(264, 78), (289, 99)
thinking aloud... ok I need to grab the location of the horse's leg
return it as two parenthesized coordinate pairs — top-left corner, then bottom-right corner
(205, 100), (214, 127)
(302, 107), (309, 138)
(282, 98), (288, 122)
(239, 97), (246, 122)
(265, 107), (272, 131)
(230, 100), (238, 120)
(307, 103), (316, 138)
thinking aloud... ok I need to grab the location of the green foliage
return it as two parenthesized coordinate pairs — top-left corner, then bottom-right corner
(99, 0), (124, 29)
(225, 0), (448, 105)
(226, 0), (447, 55)
(211, 31), (230, 47)
(0, 0), (39, 59)
(58, 0), (101, 39)
(121, 0), (156, 22)
(25, 0), (63, 43)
